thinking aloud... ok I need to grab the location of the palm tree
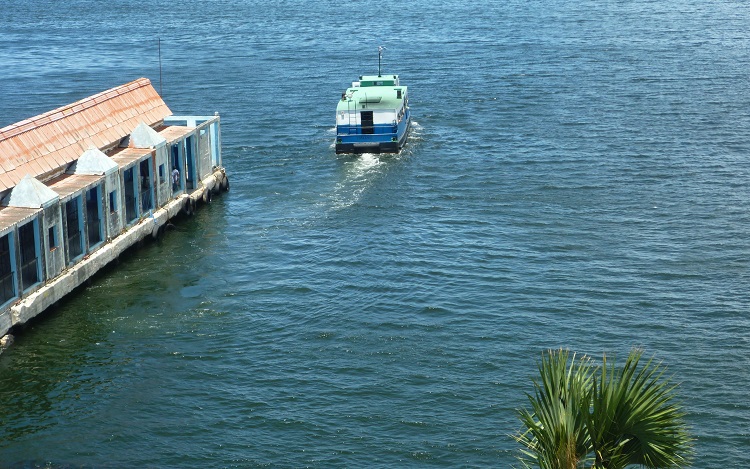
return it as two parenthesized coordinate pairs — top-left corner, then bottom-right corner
(514, 349), (692, 469)
(514, 350), (594, 468)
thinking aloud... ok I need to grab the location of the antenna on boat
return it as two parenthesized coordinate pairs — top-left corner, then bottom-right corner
(378, 45), (385, 77)
(158, 37), (163, 96)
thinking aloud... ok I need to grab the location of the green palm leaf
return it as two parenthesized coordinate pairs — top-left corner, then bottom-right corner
(588, 349), (692, 469)
(513, 349), (594, 469)
(514, 348), (692, 469)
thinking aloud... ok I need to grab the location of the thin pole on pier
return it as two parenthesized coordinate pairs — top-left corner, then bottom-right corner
(158, 37), (163, 96)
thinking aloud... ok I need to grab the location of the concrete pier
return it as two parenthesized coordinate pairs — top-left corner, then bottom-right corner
(0, 168), (228, 351)
(0, 78), (227, 353)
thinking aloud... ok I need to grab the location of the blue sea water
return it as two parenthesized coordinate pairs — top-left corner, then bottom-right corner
(1, 0), (750, 466)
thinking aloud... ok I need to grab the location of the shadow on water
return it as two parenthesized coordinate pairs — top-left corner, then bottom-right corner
(0, 196), (230, 444)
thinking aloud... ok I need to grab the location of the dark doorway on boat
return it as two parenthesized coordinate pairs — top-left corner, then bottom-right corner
(124, 167), (138, 223)
(65, 197), (83, 263)
(19, 220), (40, 290)
(361, 111), (374, 134)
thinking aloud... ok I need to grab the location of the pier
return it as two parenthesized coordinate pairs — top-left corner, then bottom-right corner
(0, 78), (227, 351)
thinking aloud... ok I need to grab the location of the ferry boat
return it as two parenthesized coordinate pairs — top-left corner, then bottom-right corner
(335, 48), (410, 154)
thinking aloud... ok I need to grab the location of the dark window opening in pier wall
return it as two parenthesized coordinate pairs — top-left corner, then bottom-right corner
(124, 167), (138, 223)
(109, 190), (117, 214)
(171, 144), (182, 194)
(86, 186), (103, 248)
(0, 233), (16, 304)
(66, 198), (83, 261)
(186, 136), (195, 191)
(48, 226), (57, 251)
(139, 159), (153, 213)
(19, 221), (40, 291)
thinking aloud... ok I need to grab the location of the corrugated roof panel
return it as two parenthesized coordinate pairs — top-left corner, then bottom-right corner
(73, 141), (87, 158)
(100, 100), (113, 117)
(54, 146), (73, 167)
(2, 141), (21, 167)
(94, 107), (109, 123)
(14, 121), (36, 135)
(3, 174), (20, 190)
(78, 111), (94, 132)
(12, 137), (30, 162)
(1, 156), (16, 173)
(89, 101), (106, 122)
(1, 153), (16, 170)
(44, 122), (62, 146)
(2, 169), (20, 190)
(58, 147), (77, 167)
(27, 159), (44, 175)
(0, 206), (41, 232)
(45, 148), (66, 169)
(44, 139), (58, 154)
(93, 106), (108, 127)
(78, 126), (92, 139)
(43, 154), (63, 173)
(27, 159), (46, 176)
(0, 78), (171, 188)
(101, 128), (117, 146)
(36, 115), (53, 126)
(48, 174), (103, 199)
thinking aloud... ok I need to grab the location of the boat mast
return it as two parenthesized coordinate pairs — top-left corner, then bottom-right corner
(378, 46), (385, 77)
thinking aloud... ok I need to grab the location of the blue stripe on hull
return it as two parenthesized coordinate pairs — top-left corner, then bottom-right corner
(336, 113), (410, 154)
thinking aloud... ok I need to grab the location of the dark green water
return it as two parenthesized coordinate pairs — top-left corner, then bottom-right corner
(1, 0), (750, 466)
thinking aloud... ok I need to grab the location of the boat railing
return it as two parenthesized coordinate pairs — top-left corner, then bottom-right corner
(337, 123), (399, 136)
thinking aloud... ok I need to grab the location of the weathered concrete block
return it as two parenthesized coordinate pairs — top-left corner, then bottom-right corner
(0, 311), (12, 337)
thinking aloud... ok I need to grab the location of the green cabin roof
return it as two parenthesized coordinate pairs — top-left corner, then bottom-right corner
(359, 75), (399, 87)
(337, 75), (407, 112)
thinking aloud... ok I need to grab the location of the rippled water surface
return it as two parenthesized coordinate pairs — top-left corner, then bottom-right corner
(1, 0), (750, 466)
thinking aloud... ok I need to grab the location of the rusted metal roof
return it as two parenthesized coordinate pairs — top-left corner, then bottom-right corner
(0, 78), (172, 192)
(109, 147), (153, 168)
(0, 206), (41, 234)
(46, 174), (104, 201)
(159, 126), (196, 144)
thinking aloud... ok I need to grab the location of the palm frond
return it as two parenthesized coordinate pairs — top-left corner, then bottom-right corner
(588, 349), (693, 469)
(513, 349), (594, 469)
(515, 348), (692, 469)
